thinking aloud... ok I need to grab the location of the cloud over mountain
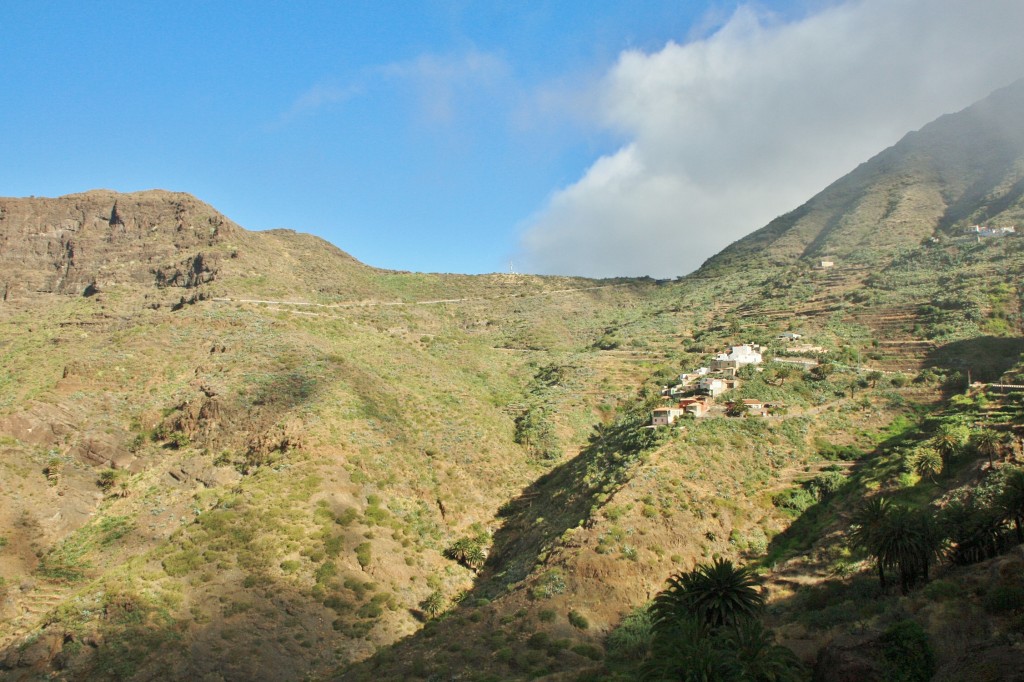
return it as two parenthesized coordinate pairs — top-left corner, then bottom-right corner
(518, 0), (1024, 278)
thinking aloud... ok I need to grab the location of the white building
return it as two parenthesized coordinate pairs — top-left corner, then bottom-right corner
(679, 367), (710, 384)
(969, 225), (1016, 237)
(710, 345), (763, 373)
(698, 377), (727, 397)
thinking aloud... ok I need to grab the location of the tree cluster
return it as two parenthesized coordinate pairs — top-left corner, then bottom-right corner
(851, 466), (1024, 592)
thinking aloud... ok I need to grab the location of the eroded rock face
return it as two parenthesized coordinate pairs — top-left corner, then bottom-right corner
(0, 190), (240, 299)
(153, 252), (219, 289)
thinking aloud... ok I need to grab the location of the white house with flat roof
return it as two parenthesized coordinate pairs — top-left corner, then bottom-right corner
(710, 345), (763, 373)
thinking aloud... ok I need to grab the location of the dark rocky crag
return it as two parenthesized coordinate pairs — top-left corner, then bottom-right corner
(0, 189), (241, 299)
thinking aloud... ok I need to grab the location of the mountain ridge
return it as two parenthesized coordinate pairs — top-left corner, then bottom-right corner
(701, 77), (1024, 274)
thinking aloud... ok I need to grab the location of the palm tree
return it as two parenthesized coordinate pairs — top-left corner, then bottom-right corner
(420, 590), (445, 618)
(911, 446), (943, 482)
(444, 538), (486, 571)
(642, 612), (804, 681)
(973, 428), (1003, 465)
(464, 543), (487, 572)
(850, 496), (893, 589)
(719, 619), (806, 682)
(851, 499), (940, 592)
(942, 498), (1006, 564)
(653, 557), (764, 631)
(640, 614), (727, 682)
(875, 506), (942, 592)
(932, 423), (970, 468)
(998, 467), (1024, 543)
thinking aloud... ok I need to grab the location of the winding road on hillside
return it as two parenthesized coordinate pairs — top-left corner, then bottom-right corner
(210, 282), (634, 312)
(209, 282), (638, 319)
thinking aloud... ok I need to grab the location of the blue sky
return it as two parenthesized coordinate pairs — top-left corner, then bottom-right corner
(3, 1), (1024, 277)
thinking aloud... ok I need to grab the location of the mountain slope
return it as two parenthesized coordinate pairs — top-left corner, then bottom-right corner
(0, 190), (678, 679)
(2, 80), (1024, 681)
(703, 78), (1024, 272)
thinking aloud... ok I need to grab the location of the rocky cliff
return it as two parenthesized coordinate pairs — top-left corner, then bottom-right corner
(0, 189), (242, 300)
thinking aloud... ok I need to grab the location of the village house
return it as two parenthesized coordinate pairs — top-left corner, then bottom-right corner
(679, 396), (711, 417)
(698, 376), (728, 397)
(725, 399), (769, 417)
(741, 399), (768, 416)
(967, 224), (1016, 238)
(815, 259), (835, 269)
(777, 332), (802, 341)
(710, 344), (763, 374)
(696, 374), (737, 395)
(678, 367), (710, 384)
(651, 405), (687, 426)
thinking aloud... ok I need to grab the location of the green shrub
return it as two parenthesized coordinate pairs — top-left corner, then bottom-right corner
(97, 469), (119, 493)
(880, 620), (935, 682)
(314, 561), (337, 584)
(527, 632), (550, 649)
(605, 607), (653, 661)
(921, 580), (959, 601)
(568, 610), (589, 630)
(983, 585), (1024, 615)
(772, 487), (816, 514)
(807, 471), (845, 500)
(570, 643), (603, 660)
(167, 431), (189, 449)
(531, 569), (566, 599)
(279, 560), (300, 574)
(355, 542), (372, 568)
(323, 595), (351, 612)
(334, 507), (359, 526)
(162, 549), (202, 577)
(324, 534), (344, 557)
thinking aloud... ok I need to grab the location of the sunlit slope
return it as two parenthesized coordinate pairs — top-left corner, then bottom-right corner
(0, 190), (675, 679)
(703, 78), (1024, 273)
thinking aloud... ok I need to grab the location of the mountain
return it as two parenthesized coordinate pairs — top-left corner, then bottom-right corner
(2, 82), (1024, 681)
(704, 78), (1024, 272)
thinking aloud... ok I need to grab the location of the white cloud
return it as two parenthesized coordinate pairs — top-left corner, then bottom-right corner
(518, 0), (1024, 278)
(277, 83), (362, 126)
(379, 50), (509, 124)
(275, 50), (507, 129)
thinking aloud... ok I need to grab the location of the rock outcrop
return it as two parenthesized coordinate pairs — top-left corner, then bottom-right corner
(0, 190), (241, 299)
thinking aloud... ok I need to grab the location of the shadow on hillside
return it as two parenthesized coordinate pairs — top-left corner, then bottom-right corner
(764, 423), (920, 568)
(0, 569), (343, 681)
(476, 409), (660, 597)
(338, 407), (661, 680)
(925, 336), (1024, 384)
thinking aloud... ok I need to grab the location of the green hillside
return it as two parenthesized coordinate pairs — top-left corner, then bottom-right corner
(704, 78), (1024, 273)
(2, 81), (1024, 681)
